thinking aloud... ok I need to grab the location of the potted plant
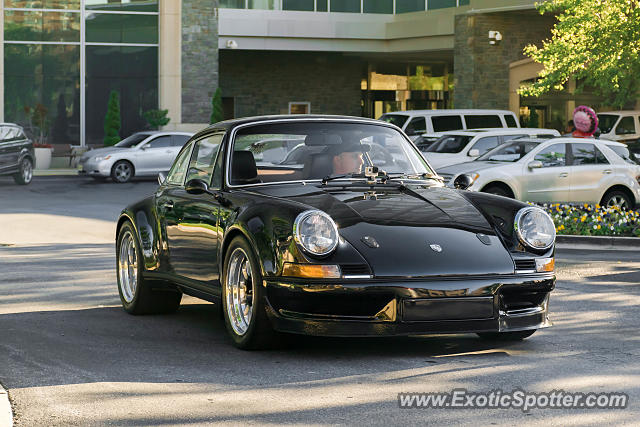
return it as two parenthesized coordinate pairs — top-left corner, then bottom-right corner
(33, 142), (53, 169)
(25, 103), (53, 169)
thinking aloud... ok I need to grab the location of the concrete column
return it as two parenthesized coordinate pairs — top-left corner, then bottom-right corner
(159, 0), (182, 129)
(0, 2), (4, 122)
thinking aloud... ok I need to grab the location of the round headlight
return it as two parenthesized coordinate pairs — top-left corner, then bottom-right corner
(514, 207), (556, 250)
(293, 210), (339, 256)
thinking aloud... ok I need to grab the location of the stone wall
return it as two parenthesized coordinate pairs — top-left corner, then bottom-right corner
(181, 0), (219, 123)
(453, 11), (555, 109)
(219, 50), (363, 118)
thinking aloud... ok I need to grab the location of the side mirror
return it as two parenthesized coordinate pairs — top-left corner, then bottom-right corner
(158, 172), (167, 185)
(528, 160), (543, 170)
(468, 148), (480, 157)
(185, 178), (210, 195)
(453, 174), (474, 190)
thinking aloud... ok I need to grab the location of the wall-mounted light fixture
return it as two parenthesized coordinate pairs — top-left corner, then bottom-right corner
(226, 39), (238, 49)
(489, 31), (502, 45)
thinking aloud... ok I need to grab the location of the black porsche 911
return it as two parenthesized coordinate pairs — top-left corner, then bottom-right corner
(115, 115), (556, 349)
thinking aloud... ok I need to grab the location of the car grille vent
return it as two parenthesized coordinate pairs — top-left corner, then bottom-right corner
(340, 264), (371, 276)
(438, 173), (454, 183)
(514, 259), (536, 271)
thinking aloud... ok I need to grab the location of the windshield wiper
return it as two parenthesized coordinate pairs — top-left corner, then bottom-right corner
(321, 172), (367, 185)
(384, 172), (444, 182)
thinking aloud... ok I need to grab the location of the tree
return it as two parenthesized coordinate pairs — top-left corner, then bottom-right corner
(519, 0), (640, 108)
(210, 88), (224, 124)
(104, 90), (121, 146)
(528, 108), (540, 128)
(143, 109), (170, 129)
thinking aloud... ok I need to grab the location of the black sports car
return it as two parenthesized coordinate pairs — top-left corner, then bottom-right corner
(116, 115), (556, 349)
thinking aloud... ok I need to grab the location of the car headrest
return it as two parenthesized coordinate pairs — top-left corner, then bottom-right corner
(304, 133), (343, 146)
(231, 151), (260, 185)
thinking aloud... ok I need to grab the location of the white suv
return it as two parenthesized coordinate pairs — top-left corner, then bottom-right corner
(379, 109), (520, 140)
(421, 128), (560, 170)
(437, 137), (640, 209)
(597, 111), (640, 156)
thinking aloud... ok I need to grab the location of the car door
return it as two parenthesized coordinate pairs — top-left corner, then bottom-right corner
(134, 135), (173, 175)
(163, 132), (225, 286)
(567, 142), (612, 203)
(521, 143), (571, 202)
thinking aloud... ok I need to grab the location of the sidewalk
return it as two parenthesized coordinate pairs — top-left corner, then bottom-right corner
(34, 156), (80, 177)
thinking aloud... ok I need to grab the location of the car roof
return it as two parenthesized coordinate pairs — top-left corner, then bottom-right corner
(134, 131), (193, 136)
(381, 109), (515, 115)
(598, 111), (640, 115)
(436, 128), (558, 137)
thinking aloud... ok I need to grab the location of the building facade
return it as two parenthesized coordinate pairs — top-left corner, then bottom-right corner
(0, 0), (604, 149)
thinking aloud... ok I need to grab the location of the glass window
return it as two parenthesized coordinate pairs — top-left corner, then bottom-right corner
(597, 114), (619, 134)
(0, 126), (20, 142)
(364, 0), (393, 14)
(86, 46), (157, 146)
(85, 0), (158, 12)
(396, 0), (424, 13)
(219, 0), (245, 8)
(471, 136), (499, 155)
(4, 44), (80, 145)
(146, 135), (172, 148)
(465, 115), (503, 129)
(459, 0), (470, 4)
(171, 134), (191, 147)
(607, 145), (639, 165)
(186, 134), (224, 184)
(570, 143), (608, 165)
(331, 0), (360, 12)
(615, 116), (636, 135)
(4, 10), (80, 42)
(5, 0), (80, 9)
(595, 147), (609, 164)
(248, 0), (278, 9)
(478, 139), (541, 162)
(425, 135), (472, 153)
(166, 143), (193, 186)
(534, 143), (566, 167)
(505, 114), (518, 128)
(404, 117), (426, 136)
(211, 140), (226, 189)
(502, 134), (527, 142)
(428, 0), (456, 9)
(283, 0), (314, 11)
(431, 115), (463, 132)
(379, 114), (409, 129)
(316, 0), (327, 11)
(85, 12), (157, 44)
(115, 132), (150, 147)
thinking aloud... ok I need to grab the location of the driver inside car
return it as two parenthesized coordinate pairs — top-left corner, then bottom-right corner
(326, 139), (369, 175)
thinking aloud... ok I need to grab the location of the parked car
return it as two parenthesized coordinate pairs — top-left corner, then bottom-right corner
(79, 131), (193, 183)
(437, 137), (640, 209)
(379, 109), (520, 140)
(422, 128), (561, 170)
(0, 123), (34, 185)
(413, 133), (442, 151)
(115, 115), (556, 349)
(597, 111), (640, 154)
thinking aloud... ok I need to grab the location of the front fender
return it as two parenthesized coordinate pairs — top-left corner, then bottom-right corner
(116, 195), (163, 271)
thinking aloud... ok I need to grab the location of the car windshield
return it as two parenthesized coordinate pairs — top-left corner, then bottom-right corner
(230, 122), (433, 185)
(379, 114), (409, 129)
(597, 114), (619, 134)
(115, 133), (151, 148)
(424, 135), (473, 153)
(477, 139), (542, 162)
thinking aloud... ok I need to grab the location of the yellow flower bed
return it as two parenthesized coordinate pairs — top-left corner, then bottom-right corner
(537, 203), (640, 237)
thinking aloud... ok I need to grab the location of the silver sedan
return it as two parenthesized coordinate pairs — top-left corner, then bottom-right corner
(79, 131), (193, 183)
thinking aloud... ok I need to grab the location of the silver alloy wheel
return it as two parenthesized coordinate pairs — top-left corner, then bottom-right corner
(606, 195), (628, 209)
(114, 162), (132, 182)
(225, 248), (254, 336)
(118, 230), (138, 303)
(22, 159), (32, 183)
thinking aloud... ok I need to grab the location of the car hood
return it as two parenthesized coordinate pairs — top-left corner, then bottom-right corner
(437, 161), (508, 176)
(250, 183), (515, 276)
(82, 147), (129, 159)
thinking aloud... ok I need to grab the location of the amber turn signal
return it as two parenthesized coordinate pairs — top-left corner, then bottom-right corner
(282, 262), (341, 278)
(535, 257), (555, 272)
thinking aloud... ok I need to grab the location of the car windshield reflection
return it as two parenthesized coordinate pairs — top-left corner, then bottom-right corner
(477, 139), (542, 162)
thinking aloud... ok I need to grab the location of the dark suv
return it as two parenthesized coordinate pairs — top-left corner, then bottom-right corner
(0, 123), (34, 185)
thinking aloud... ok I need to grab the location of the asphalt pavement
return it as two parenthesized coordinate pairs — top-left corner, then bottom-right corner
(1, 176), (639, 426)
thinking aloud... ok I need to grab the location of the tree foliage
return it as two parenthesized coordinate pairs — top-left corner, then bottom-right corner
(104, 90), (121, 146)
(519, 0), (640, 108)
(143, 109), (171, 129)
(210, 88), (224, 124)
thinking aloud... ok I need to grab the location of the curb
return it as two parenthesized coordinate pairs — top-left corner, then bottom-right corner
(556, 235), (639, 250)
(0, 383), (13, 427)
(34, 169), (79, 177)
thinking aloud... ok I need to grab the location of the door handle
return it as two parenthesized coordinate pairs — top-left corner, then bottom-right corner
(603, 169), (612, 174)
(162, 201), (174, 210)
(559, 172), (568, 178)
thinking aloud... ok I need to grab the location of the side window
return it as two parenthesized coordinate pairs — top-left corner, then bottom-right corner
(504, 114), (518, 128)
(146, 135), (172, 148)
(471, 136), (500, 155)
(166, 142), (193, 185)
(404, 117), (426, 136)
(595, 147), (609, 164)
(431, 115), (463, 132)
(211, 142), (226, 189)
(185, 133), (224, 184)
(571, 143), (608, 165)
(615, 116), (636, 135)
(534, 143), (566, 167)
(171, 134), (190, 147)
(465, 115), (503, 129)
(0, 127), (18, 142)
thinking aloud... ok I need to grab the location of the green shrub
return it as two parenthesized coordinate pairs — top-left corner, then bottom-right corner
(143, 109), (170, 129)
(210, 88), (224, 124)
(104, 90), (121, 146)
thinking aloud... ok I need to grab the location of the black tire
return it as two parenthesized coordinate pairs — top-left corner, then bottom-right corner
(13, 157), (33, 185)
(477, 330), (536, 341)
(116, 221), (182, 314)
(601, 189), (633, 210)
(482, 184), (512, 198)
(111, 160), (134, 183)
(221, 236), (278, 350)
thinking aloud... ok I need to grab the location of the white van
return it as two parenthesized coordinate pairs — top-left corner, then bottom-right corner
(597, 111), (640, 146)
(379, 109), (520, 140)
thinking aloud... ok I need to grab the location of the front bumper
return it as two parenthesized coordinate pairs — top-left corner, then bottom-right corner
(79, 159), (112, 177)
(264, 273), (554, 337)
